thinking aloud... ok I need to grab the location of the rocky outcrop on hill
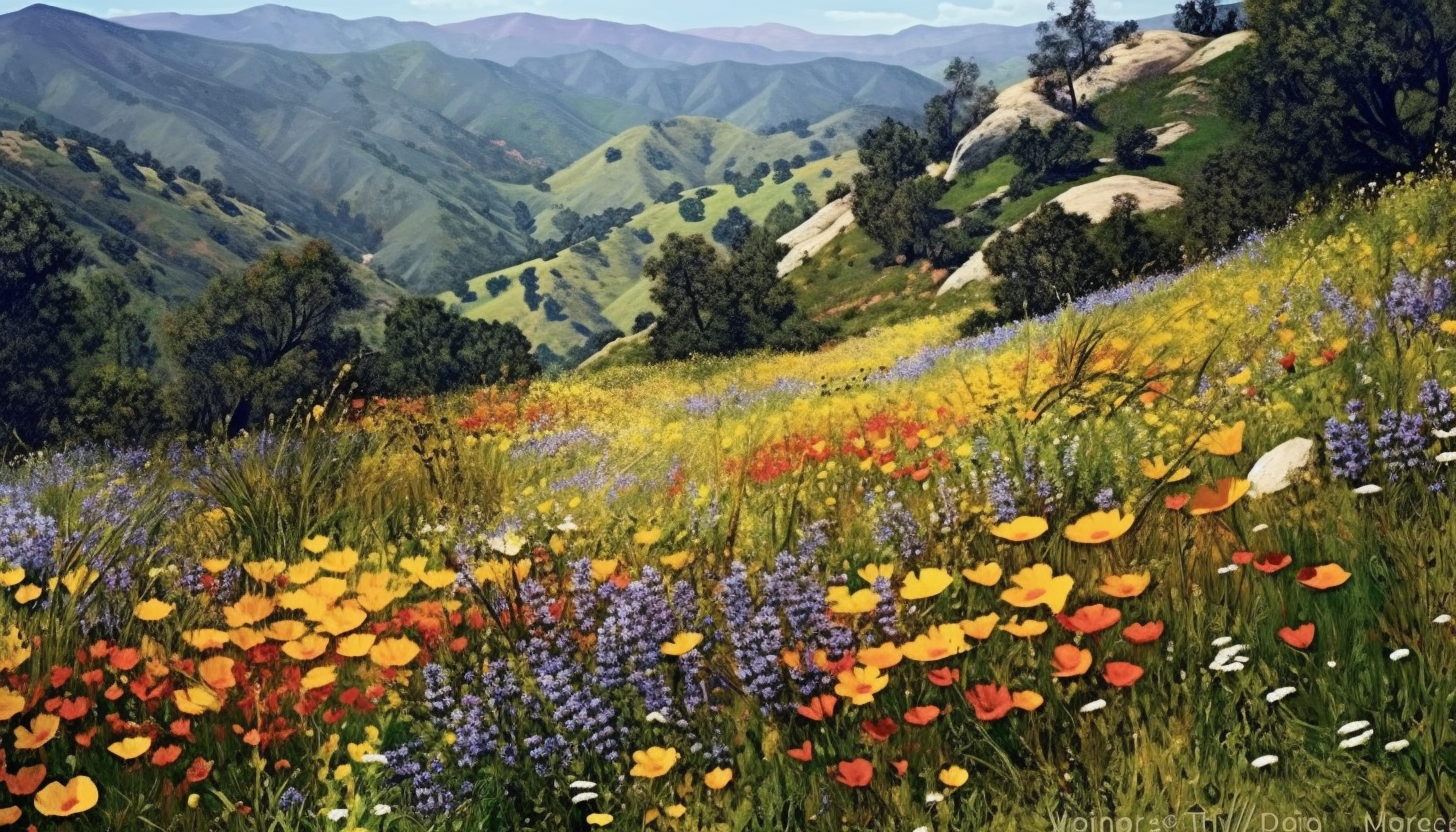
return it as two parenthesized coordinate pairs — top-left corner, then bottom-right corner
(1171, 30), (1256, 73)
(945, 31), (1205, 181)
(776, 195), (855, 278)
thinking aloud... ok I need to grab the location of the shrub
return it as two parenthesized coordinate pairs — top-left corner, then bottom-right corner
(1113, 124), (1158, 169)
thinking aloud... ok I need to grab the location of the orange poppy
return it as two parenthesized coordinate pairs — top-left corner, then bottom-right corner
(861, 717), (897, 742)
(1122, 621), (1165, 644)
(57, 697), (89, 721)
(0, 806), (21, 825)
(198, 657), (236, 691)
(903, 705), (941, 726)
(1252, 553), (1292, 574)
(1099, 573), (1150, 598)
(184, 757), (214, 785)
(1231, 551), (1254, 564)
(1103, 661), (1144, 687)
(1050, 644), (1093, 678)
(151, 745), (183, 767)
(856, 643), (902, 670)
(33, 776), (97, 817)
(796, 694), (837, 722)
(1011, 690), (1044, 711)
(785, 741), (813, 762)
(834, 758), (873, 788)
(14, 714), (59, 749)
(927, 667), (960, 687)
(1277, 623), (1315, 649)
(1188, 479), (1251, 516)
(890, 759), (909, 777)
(1056, 604), (1122, 634)
(1064, 509), (1136, 545)
(964, 683), (1013, 721)
(108, 648), (141, 671)
(1164, 494), (1190, 510)
(1297, 564), (1351, 590)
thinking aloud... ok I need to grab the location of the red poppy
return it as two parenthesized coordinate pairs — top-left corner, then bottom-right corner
(1253, 553), (1292, 574)
(891, 759), (908, 777)
(927, 667), (960, 687)
(80, 669), (104, 687)
(1165, 494), (1190, 510)
(903, 705), (941, 726)
(3, 764), (45, 796)
(104, 684), (124, 701)
(184, 758), (214, 785)
(1321, 348), (1338, 363)
(1122, 621), (1165, 644)
(1278, 352), (1297, 372)
(1103, 661), (1144, 687)
(834, 758), (874, 788)
(170, 719), (193, 740)
(88, 641), (111, 661)
(109, 648), (141, 672)
(49, 667), (72, 688)
(57, 697), (89, 721)
(151, 745), (183, 767)
(1056, 604), (1122, 634)
(1277, 623), (1315, 650)
(1231, 551), (1254, 565)
(964, 683), (1014, 721)
(785, 741), (813, 762)
(861, 717), (898, 742)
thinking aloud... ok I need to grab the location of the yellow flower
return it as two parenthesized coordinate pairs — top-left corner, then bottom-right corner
(586, 814), (613, 827)
(14, 585), (40, 604)
(1139, 456), (1191, 482)
(1099, 572), (1151, 598)
(320, 548), (360, 573)
(228, 627), (266, 651)
(855, 642), (902, 669)
(704, 767), (734, 790)
(1000, 564), (1074, 613)
(301, 535), (331, 554)
(1441, 320), (1456, 336)
(419, 569), (458, 590)
(665, 805), (687, 819)
(198, 656), (236, 690)
(369, 637), (421, 668)
(901, 567), (953, 600)
(304, 576), (349, 604)
(355, 572), (405, 612)
(661, 633), (703, 656)
(287, 560), (321, 585)
(590, 559), (619, 582)
(222, 594), (275, 628)
(633, 528), (663, 546)
(33, 776), (98, 817)
(316, 604), (368, 636)
(857, 563), (894, 583)
(1197, 421), (1245, 456)
(107, 735), (151, 760)
(959, 613), (999, 640)
(398, 556), (429, 579)
(1188, 478), (1252, 516)
(335, 633), (377, 658)
(826, 586), (880, 614)
(13, 713), (59, 749)
(60, 566), (98, 595)
(938, 765), (969, 788)
(173, 686), (221, 716)
(962, 563), (1002, 586)
(999, 617), (1048, 638)
(0, 568), (23, 587)
(0, 687), (26, 720)
(243, 559), (286, 583)
(283, 635), (330, 661)
(264, 620), (309, 642)
(301, 666), (338, 691)
(659, 551), (692, 570)
(1064, 509), (1136, 545)
(1012, 690), (1045, 711)
(629, 746), (679, 778)
(200, 557), (232, 573)
(989, 516), (1048, 542)
(182, 629), (229, 651)
(901, 624), (969, 662)
(834, 665), (888, 705)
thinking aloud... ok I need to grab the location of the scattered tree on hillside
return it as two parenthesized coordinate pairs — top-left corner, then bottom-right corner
(1028, 0), (1113, 112)
(1226, 0), (1454, 177)
(712, 207), (754, 249)
(772, 159), (793, 184)
(162, 239), (364, 434)
(1111, 20), (1140, 44)
(655, 182), (685, 204)
(1006, 118), (1094, 196)
(924, 57), (998, 160)
(1113, 124), (1158, 169)
(984, 201), (1111, 317)
(1174, 0), (1241, 36)
(677, 197), (706, 223)
(1095, 194), (1180, 279)
(632, 311), (657, 333)
(605, 147), (622, 163)
(645, 231), (829, 360)
(763, 201), (805, 238)
(369, 296), (537, 396)
(0, 188), (86, 451)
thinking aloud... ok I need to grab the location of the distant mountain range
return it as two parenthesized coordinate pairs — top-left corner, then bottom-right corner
(0, 4), (934, 295)
(110, 3), (1229, 80)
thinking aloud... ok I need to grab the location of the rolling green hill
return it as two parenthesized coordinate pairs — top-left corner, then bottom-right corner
(448, 116), (866, 359)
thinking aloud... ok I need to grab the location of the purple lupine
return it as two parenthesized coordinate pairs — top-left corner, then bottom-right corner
(869, 576), (900, 644)
(717, 561), (785, 710)
(1375, 409), (1427, 481)
(988, 453), (1018, 522)
(872, 496), (926, 560)
(594, 567), (676, 716)
(1418, 379), (1456, 434)
(1325, 401), (1371, 482)
(1094, 488), (1119, 511)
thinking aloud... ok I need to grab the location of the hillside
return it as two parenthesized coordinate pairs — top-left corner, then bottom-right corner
(514, 52), (940, 133)
(448, 116), (865, 359)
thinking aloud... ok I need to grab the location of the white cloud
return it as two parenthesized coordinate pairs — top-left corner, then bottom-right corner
(822, 10), (923, 32)
(826, 0), (1068, 32)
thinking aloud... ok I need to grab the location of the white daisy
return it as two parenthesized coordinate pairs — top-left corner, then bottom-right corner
(1080, 699), (1107, 713)
(1212, 636), (1233, 647)
(1435, 614), (1452, 624)
(1217, 564), (1239, 574)
(1385, 739), (1410, 753)
(373, 805), (392, 816)
(1437, 452), (1456, 463)
(1337, 720), (1370, 735)
(1389, 648), (1411, 661)
(1339, 730), (1374, 749)
(1352, 484), (1383, 495)
(924, 793), (945, 804)
(571, 793), (598, 804)
(1252, 523), (1270, 532)
(1250, 755), (1278, 768)
(326, 809), (349, 822)
(1266, 686), (1297, 702)
(569, 781), (597, 790)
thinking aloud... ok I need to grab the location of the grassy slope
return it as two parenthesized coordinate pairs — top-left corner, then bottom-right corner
(786, 50), (1244, 340)
(448, 116), (868, 355)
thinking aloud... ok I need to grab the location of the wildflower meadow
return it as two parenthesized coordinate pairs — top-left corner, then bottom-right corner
(4, 169), (1456, 831)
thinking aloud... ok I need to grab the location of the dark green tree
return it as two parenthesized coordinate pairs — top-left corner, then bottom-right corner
(984, 201), (1111, 317)
(924, 57), (998, 159)
(1028, 0), (1112, 111)
(1093, 194), (1179, 279)
(1113, 124), (1158, 169)
(0, 188), (86, 451)
(370, 296), (537, 396)
(1226, 0), (1455, 176)
(677, 197), (706, 223)
(771, 159), (793, 184)
(712, 207), (755, 249)
(763, 201), (805, 238)
(162, 240), (365, 434)
(1174, 0), (1241, 36)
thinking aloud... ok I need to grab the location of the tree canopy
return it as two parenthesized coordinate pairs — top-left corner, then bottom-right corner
(370, 297), (538, 396)
(1028, 0), (1112, 111)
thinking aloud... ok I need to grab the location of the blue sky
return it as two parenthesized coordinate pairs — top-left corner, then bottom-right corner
(4, 0), (1181, 34)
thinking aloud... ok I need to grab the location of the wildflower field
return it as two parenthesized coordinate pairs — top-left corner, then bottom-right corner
(5, 169), (1456, 831)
